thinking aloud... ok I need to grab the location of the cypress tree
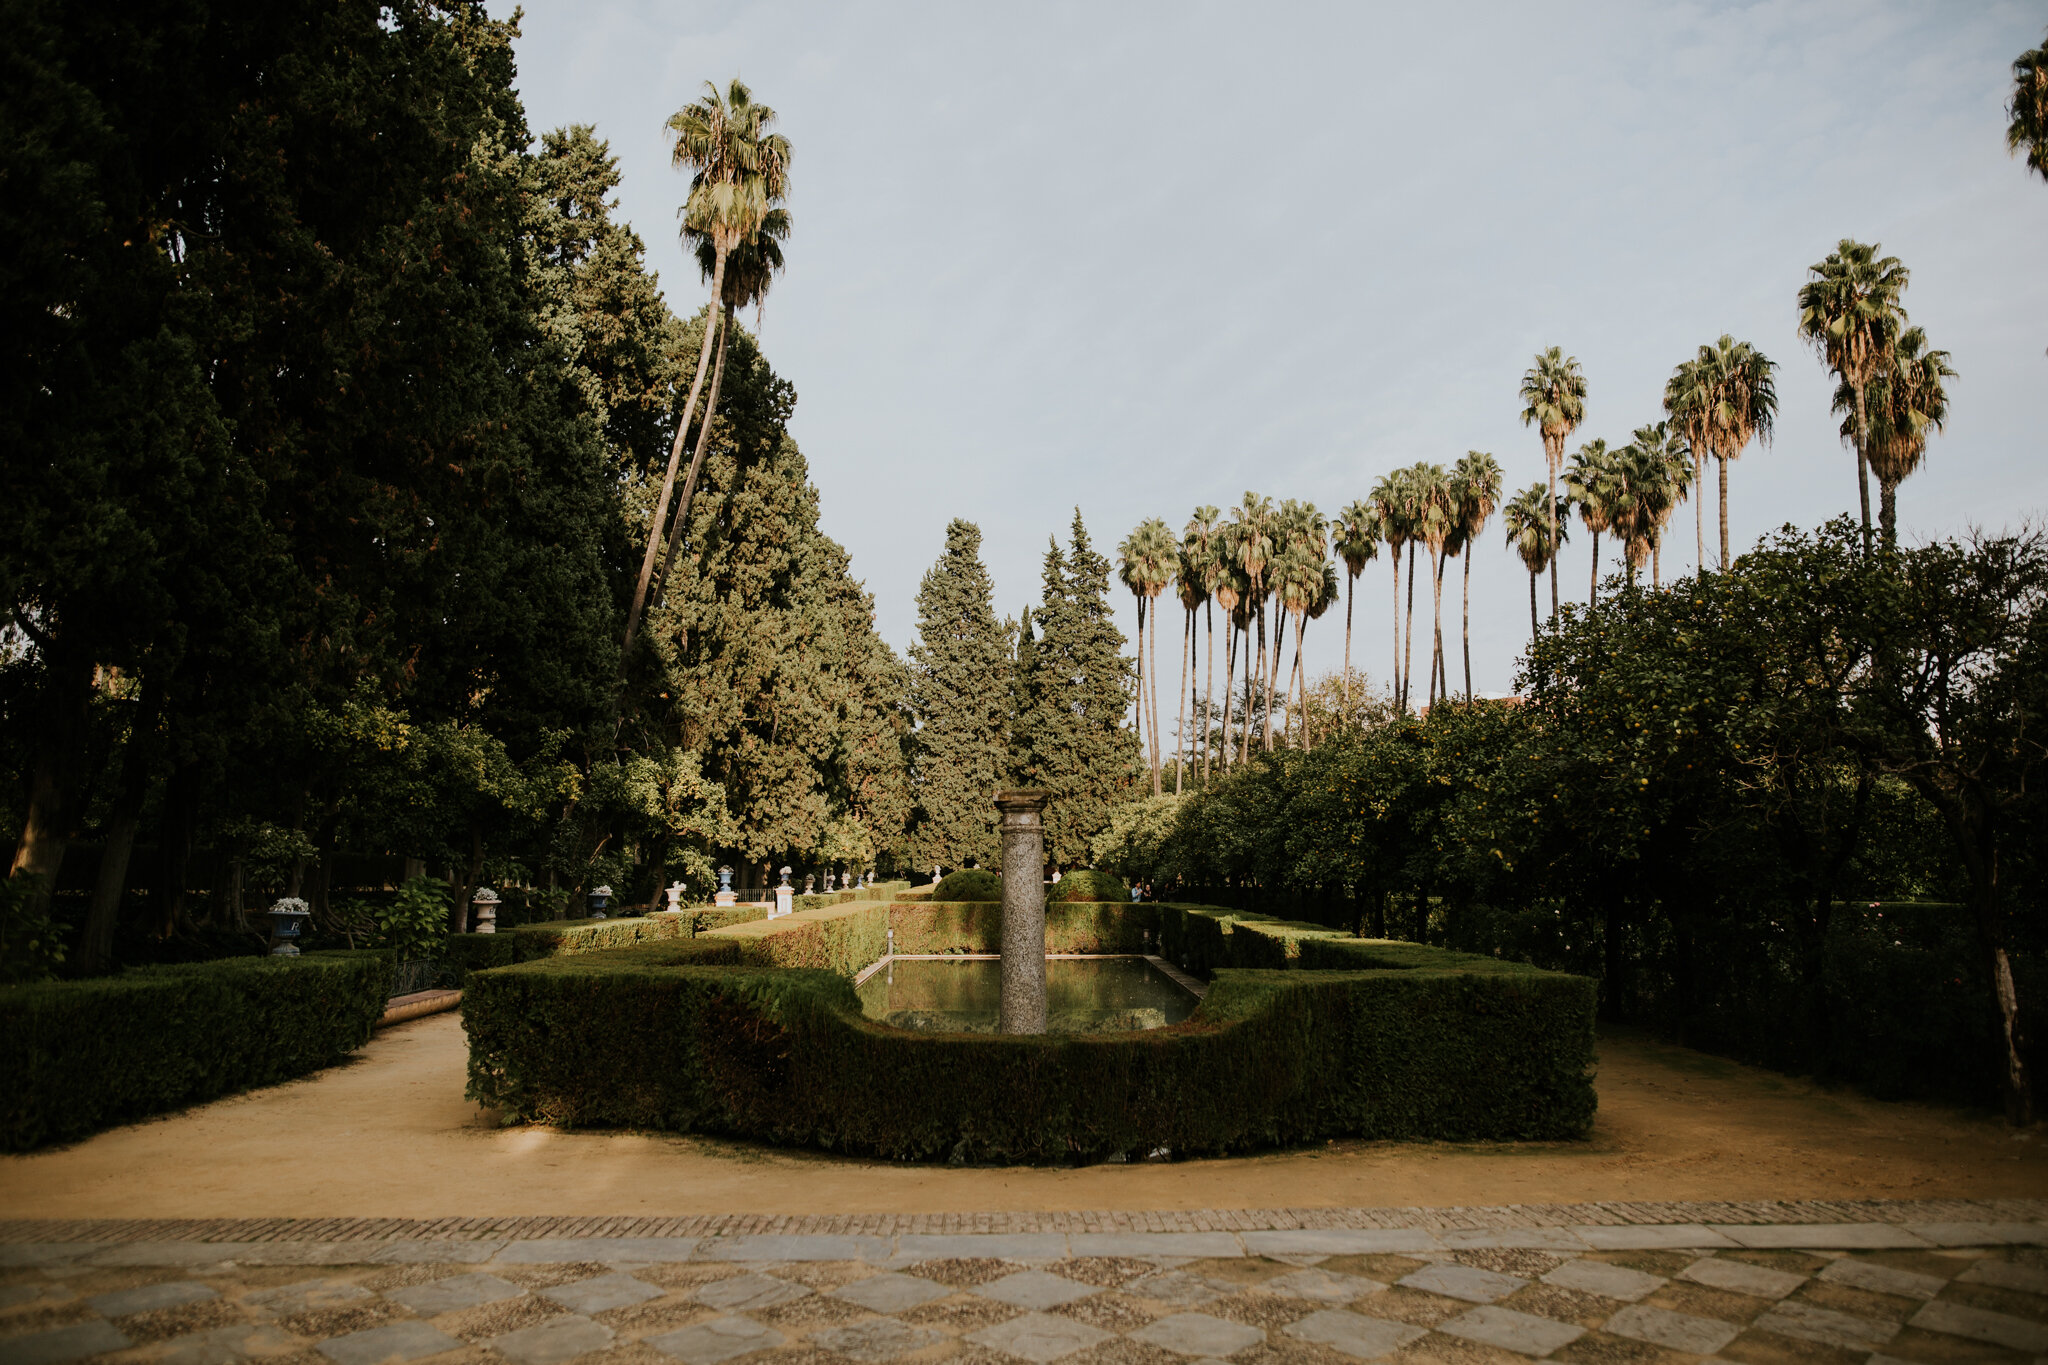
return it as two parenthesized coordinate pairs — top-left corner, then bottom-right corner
(1014, 512), (1140, 866)
(908, 521), (1008, 870)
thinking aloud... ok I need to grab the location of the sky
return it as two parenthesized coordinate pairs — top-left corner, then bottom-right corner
(490, 0), (2048, 701)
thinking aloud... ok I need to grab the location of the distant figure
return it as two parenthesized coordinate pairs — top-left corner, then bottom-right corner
(1130, 882), (1145, 903)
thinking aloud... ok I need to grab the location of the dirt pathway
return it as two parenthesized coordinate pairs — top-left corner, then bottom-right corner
(3, 1014), (2042, 1219)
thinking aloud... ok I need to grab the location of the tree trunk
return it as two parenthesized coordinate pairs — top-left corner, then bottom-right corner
(1528, 571), (1538, 650)
(1389, 554), (1402, 714)
(1263, 596), (1285, 752)
(1203, 599), (1215, 781)
(1717, 455), (1731, 570)
(1694, 451), (1706, 573)
(1219, 620), (1235, 770)
(1133, 598), (1148, 780)
(1242, 616), (1257, 765)
(1403, 544), (1418, 712)
(1461, 548), (1474, 704)
(1653, 542), (1661, 590)
(1148, 591), (1163, 792)
(1853, 386), (1873, 553)
(1286, 611), (1305, 745)
(621, 258), (727, 669)
(9, 646), (94, 921)
(1431, 547), (1446, 709)
(1342, 572), (1355, 716)
(1589, 530), (1600, 607)
(653, 300), (735, 612)
(1879, 478), (1899, 549)
(1175, 604), (1190, 794)
(1547, 446), (1560, 617)
(1992, 943), (2033, 1125)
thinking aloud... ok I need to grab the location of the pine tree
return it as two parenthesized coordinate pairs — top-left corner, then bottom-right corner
(908, 520), (1009, 869)
(1013, 512), (1140, 867)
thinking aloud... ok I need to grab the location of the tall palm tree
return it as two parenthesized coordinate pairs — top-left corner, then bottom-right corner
(1211, 532), (1244, 770)
(1563, 438), (1617, 606)
(1694, 335), (1779, 569)
(1369, 471), (1412, 712)
(1503, 484), (1569, 650)
(1123, 519), (1177, 794)
(1229, 494), (1274, 758)
(1448, 452), (1502, 703)
(2010, 30), (2048, 184)
(1184, 506), (1223, 780)
(1272, 501), (1329, 742)
(1615, 422), (1691, 587)
(1400, 466), (1453, 709)
(1117, 528), (1151, 783)
(1333, 500), (1379, 719)
(1663, 357), (1712, 575)
(1838, 327), (1956, 548)
(1172, 532), (1211, 794)
(1797, 241), (1909, 551)
(651, 206), (792, 607)
(1519, 347), (1588, 619)
(624, 79), (791, 666)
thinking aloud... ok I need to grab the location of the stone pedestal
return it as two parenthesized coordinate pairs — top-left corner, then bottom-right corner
(996, 789), (1051, 1034)
(714, 890), (737, 907)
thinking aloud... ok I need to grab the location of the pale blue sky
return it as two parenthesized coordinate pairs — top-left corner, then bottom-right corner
(492, 0), (2048, 698)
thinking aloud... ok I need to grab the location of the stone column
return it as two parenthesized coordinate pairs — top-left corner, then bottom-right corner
(996, 789), (1051, 1034)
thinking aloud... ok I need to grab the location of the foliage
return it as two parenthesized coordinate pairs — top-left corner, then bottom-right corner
(0, 951), (388, 1151)
(907, 521), (1010, 869)
(381, 879), (454, 962)
(0, 877), (65, 984)
(932, 869), (1002, 902)
(1050, 870), (1131, 904)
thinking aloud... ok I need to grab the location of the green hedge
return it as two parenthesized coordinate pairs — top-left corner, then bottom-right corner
(464, 901), (1596, 1159)
(443, 913), (694, 983)
(886, 902), (1158, 955)
(931, 870), (1001, 902)
(1049, 870), (1128, 903)
(0, 950), (390, 1151)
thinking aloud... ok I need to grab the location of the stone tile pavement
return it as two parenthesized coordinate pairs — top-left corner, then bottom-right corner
(2, 1201), (2048, 1365)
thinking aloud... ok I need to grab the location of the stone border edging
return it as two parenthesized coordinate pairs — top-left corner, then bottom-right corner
(376, 989), (461, 1028)
(2, 1198), (2042, 1251)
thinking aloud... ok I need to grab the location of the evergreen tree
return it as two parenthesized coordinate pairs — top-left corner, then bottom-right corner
(1014, 512), (1140, 866)
(908, 521), (1008, 869)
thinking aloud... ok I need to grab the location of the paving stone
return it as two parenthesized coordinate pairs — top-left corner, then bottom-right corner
(698, 1235), (892, 1263)
(647, 1315), (785, 1365)
(1752, 1299), (1899, 1350)
(385, 1272), (525, 1317)
(1909, 1298), (2048, 1352)
(808, 1318), (948, 1362)
(0, 1319), (132, 1365)
(88, 1280), (219, 1316)
(1907, 1224), (2048, 1248)
(86, 1244), (257, 1268)
(1243, 1231), (1442, 1258)
(1129, 1311), (1267, 1357)
(1602, 1303), (1743, 1355)
(695, 1273), (809, 1312)
(1068, 1234), (1245, 1260)
(1679, 1258), (1805, 1300)
(491, 1314), (616, 1365)
(965, 1309), (1114, 1362)
(976, 1270), (1101, 1310)
(1126, 1271), (1227, 1307)
(245, 1279), (375, 1316)
(1439, 1229), (1591, 1252)
(1816, 1259), (1945, 1300)
(539, 1273), (662, 1314)
(893, 1234), (1069, 1261)
(1540, 1260), (1664, 1302)
(315, 1319), (465, 1365)
(0, 1286), (46, 1310)
(1438, 1305), (1586, 1356)
(1714, 1225), (1930, 1251)
(833, 1274), (952, 1314)
(0, 1246), (97, 1269)
(1571, 1226), (1736, 1252)
(1261, 1269), (1387, 1304)
(155, 1323), (299, 1365)
(1396, 1264), (1528, 1304)
(1283, 1308), (1427, 1359)
(1957, 1260), (2048, 1295)
(491, 1239), (699, 1264)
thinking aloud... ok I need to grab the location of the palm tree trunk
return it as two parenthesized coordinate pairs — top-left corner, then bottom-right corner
(1546, 446), (1561, 618)
(1589, 530), (1600, 607)
(1264, 596), (1286, 752)
(1853, 386), (1873, 552)
(1695, 451), (1706, 573)
(1528, 570), (1538, 649)
(652, 301), (733, 608)
(1717, 455), (1730, 570)
(1220, 621), (1236, 770)
(1461, 549), (1474, 704)
(622, 258), (726, 664)
(1403, 544), (1418, 713)
(1429, 547), (1445, 711)
(1149, 593), (1163, 794)
(1880, 479), (1898, 549)
(1203, 600), (1215, 781)
(1255, 596), (1270, 754)
(1242, 613), (1257, 765)
(1389, 554), (1402, 714)
(1289, 613), (1306, 747)
(1133, 598), (1147, 778)
(1653, 543), (1661, 589)
(1342, 573), (1355, 717)
(1175, 605), (1190, 795)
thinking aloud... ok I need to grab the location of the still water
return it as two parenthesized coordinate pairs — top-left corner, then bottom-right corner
(856, 957), (1198, 1033)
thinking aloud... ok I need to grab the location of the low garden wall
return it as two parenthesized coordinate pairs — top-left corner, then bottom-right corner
(461, 902), (1596, 1161)
(0, 950), (390, 1151)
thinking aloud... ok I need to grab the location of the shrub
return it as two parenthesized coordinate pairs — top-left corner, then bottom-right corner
(383, 877), (453, 959)
(442, 913), (692, 984)
(933, 869), (1001, 902)
(1050, 869), (1128, 903)
(0, 950), (389, 1151)
(0, 875), (65, 984)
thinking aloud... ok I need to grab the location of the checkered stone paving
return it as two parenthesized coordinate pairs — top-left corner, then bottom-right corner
(4, 1219), (2048, 1365)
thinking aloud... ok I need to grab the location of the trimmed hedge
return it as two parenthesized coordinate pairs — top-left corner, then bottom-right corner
(886, 902), (1158, 955)
(463, 900), (1596, 1159)
(0, 950), (390, 1151)
(1050, 870), (1128, 903)
(443, 913), (694, 983)
(931, 870), (1001, 902)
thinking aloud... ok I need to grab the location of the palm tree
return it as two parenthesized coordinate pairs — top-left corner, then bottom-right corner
(1839, 327), (1956, 548)
(1663, 357), (1712, 574)
(1797, 242), (1909, 552)
(1503, 484), (1569, 649)
(1333, 500), (1379, 718)
(651, 206), (792, 607)
(1272, 501), (1329, 742)
(1117, 528), (1151, 783)
(1172, 531), (1211, 794)
(1211, 532), (1244, 770)
(1369, 471), (1412, 712)
(1448, 452), (1502, 703)
(1184, 506), (1223, 780)
(1564, 438), (1617, 607)
(1229, 494), (1275, 758)
(1519, 347), (1588, 619)
(624, 79), (790, 665)
(2010, 30), (2048, 184)
(1694, 335), (1779, 569)
(1400, 466), (1453, 709)
(1615, 422), (1692, 587)
(1120, 519), (1177, 794)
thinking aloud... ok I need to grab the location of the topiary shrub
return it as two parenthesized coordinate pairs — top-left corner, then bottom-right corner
(933, 869), (1002, 902)
(1050, 869), (1128, 903)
